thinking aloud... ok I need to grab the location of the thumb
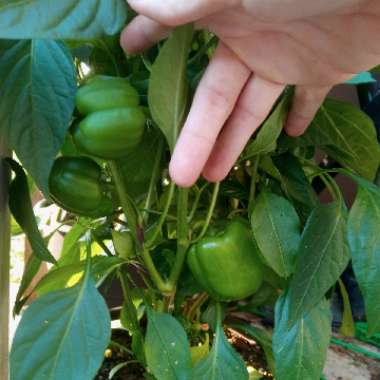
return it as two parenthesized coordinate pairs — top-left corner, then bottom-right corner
(127, 0), (238, 26)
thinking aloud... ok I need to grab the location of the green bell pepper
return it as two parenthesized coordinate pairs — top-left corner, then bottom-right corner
(187, 219), (265, 301)
(72, 107), (146, 160)
(49, 156), (117, 218)
(76, 75), (140, 115)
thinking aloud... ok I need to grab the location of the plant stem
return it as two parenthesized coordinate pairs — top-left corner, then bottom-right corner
(0, 139), (11, 380)
(320, 173), (343, 204)
(193, 182), (220, 243)
(108, 161), (140, 245)
(187, 292), (209, 321)
(140, 247), (171, 294)
(118, 269), (140, 334)
(188, 183), (209, 222)
(92, 233), (114, 257)
(215, 302), (223, 327)
(248, 157), (260, 213)
(326, 174), (344, 204)
(145, 181), (176, 248)
(168, 188), (189, 288)
(98, 40), (121, 77)
(142, 137), (164, 224)
(109, 340), (134, 356)
(109, 160), (169, 292)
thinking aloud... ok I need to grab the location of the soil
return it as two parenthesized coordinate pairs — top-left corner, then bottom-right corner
(95, 330), (145, 380)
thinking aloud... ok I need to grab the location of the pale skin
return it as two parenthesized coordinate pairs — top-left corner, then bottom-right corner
(120, 0), (380, 187)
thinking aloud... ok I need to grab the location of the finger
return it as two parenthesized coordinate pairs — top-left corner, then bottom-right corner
(120, 15), (172, 54)
(128, 0), (237, 26)
(202, 76), (285, 182)
(284, 85), (331, 137)
(169, 43), (251, 188)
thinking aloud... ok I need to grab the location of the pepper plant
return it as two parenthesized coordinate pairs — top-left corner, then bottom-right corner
(1, 2), (380, 380)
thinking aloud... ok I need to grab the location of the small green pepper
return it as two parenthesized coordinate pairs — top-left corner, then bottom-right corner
(49, 156), (117, 218)
(112, 230), (135, 259)
(76, 75), (140, 115)
(187, 219), (264, 301)
(72, 107), (146, 159)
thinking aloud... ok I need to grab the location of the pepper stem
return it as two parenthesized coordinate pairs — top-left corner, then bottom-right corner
(109, 160), (169, 293)
(248, 157), (260, 214)
(168, 187), (189, 289)
(192, 182), (220, 243)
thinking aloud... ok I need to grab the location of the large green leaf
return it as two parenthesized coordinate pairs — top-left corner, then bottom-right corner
(273, 293), (331, 380)
(348, 180), (380, 336)
(192, 324), (248, 380)
(298, 98), (380, 180)
(0, 40), (76, 194)
(273, 153), (318, 221)
(242, 92), (291, 159)
(287, 202), (351, 325)
(57, 221), (89, 266)
(145, 309), (192, 380)
(251, 191), (301, 277)
(7, 159), (56, 264)
(10, 261), (111, 380)
(35, 256), (124, 296)
(0, 0), (126, 39)
(148, 25), (193, 152)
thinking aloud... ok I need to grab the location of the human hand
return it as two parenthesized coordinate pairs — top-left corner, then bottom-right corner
(121, 0), (379, 187)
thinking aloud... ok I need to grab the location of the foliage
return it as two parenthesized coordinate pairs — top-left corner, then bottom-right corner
(0, 3), (379, 380)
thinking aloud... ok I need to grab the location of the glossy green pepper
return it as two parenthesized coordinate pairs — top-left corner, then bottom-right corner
(112, 230), (135, 259)
(72, 107), (146, 159)
(187, 219), (264, 301)
(49, 156), (117, 218)
(76, 75), (140, 115)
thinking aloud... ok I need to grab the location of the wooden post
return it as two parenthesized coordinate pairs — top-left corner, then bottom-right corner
(0, 138), (11, 380)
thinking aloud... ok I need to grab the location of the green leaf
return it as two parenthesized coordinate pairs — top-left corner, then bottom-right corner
(348, 180), (380, 336)
(10, 261), (111, 380)
(192, 324), (248, 380)
(13, 255), (42, 316)
(273, 292), (332, 380)
(119, 126), (164, 198)
(337, 279), (355, 337)
(251, 191), (301, 277)
(35, 256), (124, 296)
(145, 309), (192, 380)
(273, 153), (318, 221)
(7, 159), (56, 264)
(287, 202), (351, 325)
(258, 155), (282, 182)
(148, 25), (193, 152)
(0, 0), (126, 39)
(11, 215), (23, 236)
(58, 221), (88, 266)
(190, 334), (209, 366)
(298, 99), (380, 180)
(0, 40), (76, 194)
(243, 92), (291, 159)
(230, 324), (275, 374)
